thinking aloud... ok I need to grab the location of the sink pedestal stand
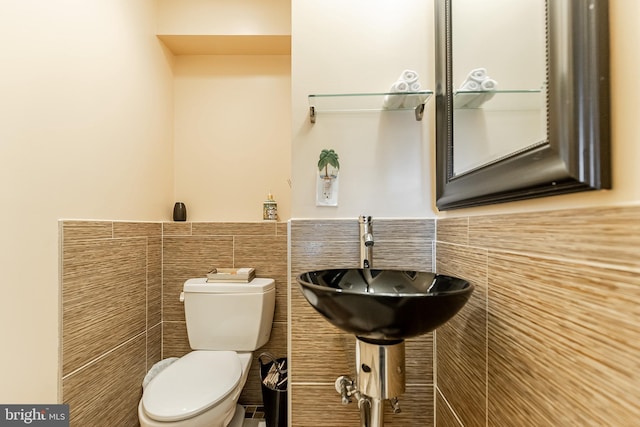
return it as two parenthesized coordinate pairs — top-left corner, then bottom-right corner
(337, 338), (405, 427)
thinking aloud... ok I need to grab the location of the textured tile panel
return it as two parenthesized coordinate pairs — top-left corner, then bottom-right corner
(162, 236), (233, 321)
(290, 219), (359, 242)
(385, 384), (434, 426)
(290, 240), (360, 273)
(436, 390), (463, 427)
(162, 321), (191, 358)
(469, 205), (640, 270)
(147, 237), (162, 327)
(63, 334), (145, 427)
(373, 240), (432, 271)
(62, 238), (146, 375)
(113, 221), (161, 238)
(373, 218), (435, 242)
(235, 235), (288, 322)
(147, 323), (162, 372)
(405, 334), (434, 385)
(487, 252), (640, 426)
(276, 222), (288, 236)
(62, 221), (112, 242)
(291, 307), (356, 382)
(192, 222), (278, 236)
(436, 243), (487, 427)
(291, 384), (433, 427)
(291, 383), (361, 427)
(436, 217), (469, 245)
(162, 222), (192, 236)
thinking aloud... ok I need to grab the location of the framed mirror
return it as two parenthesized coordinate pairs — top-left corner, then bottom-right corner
(435, 0), (611, 210)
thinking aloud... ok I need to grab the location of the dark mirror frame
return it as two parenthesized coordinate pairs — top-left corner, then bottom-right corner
(435, 0), (611, 210)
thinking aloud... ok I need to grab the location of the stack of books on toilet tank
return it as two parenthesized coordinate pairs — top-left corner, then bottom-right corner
(206, 267), (255, 283)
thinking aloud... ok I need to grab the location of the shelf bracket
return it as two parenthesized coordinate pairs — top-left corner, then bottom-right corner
(309, 106), (316, 124)
(414, 103), (425, 121)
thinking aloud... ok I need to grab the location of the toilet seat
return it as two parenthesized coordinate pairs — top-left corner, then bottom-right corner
(142, 351), (242, 422)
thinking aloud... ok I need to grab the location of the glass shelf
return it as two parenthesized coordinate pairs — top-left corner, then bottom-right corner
(308, 91), (433, 123)
(454, 89), (544, 111)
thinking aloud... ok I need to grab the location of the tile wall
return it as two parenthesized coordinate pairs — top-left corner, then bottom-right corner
(61, 221), (162, 426)
(62, 208), (639, 426)
(289, 218), (436, 427)
(434, 205), (640, 426)
(61, 220), (287, 425)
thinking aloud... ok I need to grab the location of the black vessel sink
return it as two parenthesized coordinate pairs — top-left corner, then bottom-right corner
(296, 269), (473, 342)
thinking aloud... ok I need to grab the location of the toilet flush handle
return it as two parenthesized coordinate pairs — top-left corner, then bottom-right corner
(179, 292), (185, 303)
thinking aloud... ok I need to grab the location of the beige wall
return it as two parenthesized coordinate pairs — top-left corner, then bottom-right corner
(291, 0), (436, 218)
(0, 1), (174, 403)
(157, 0), (291, 36)
(173, 55), (292, 221)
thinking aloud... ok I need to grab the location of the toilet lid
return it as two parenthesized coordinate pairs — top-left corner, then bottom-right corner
(142, 351), (242, 422)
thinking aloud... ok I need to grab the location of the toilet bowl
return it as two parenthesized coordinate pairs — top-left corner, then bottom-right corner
(138, 351), (252, 427)
(138, 277), (276, 427)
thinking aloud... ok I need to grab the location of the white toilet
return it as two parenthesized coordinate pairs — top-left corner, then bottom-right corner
(138, 277), (276, 427)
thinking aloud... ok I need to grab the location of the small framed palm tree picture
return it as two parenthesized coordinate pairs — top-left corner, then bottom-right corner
(316, 148), (340, 206)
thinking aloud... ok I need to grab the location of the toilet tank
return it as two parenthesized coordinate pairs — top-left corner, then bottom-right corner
(182, 278), (276, 351)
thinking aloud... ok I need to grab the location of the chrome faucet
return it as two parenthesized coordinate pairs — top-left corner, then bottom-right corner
(359, 215), (374, 268)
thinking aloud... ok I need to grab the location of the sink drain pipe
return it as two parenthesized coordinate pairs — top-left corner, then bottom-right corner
(335, 338), (405, 427)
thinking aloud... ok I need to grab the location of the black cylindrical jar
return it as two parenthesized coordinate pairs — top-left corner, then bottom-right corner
(173, 202), (187, 221)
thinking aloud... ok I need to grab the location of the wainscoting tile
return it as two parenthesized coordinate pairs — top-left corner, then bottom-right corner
(374, 240), (432, 271)
(235, 235), (288, 322)
(162, 236), (233, 321)
(290, 240), (360, 273)
(162, 321), (191, 358)
(234, 235), (288, 275)
(487, 252), (640, 425)
(290, 219), (359, 242)
(405, 334), (434, 385)
(436, 217), (468, 246)
(469, 205), (640, 270)
(63, 334), (145, 427)
(113, 221), (161, 238)
(436, 390), (463, 427)
(147, 237), (162, 327)
(110, 222), (163, 328)
(384, 384), (434, 426)
(192, 222), (278, 236)
(163, 222), (192, 236)
(276, 222), (288, 236)
(291, 383), (361, 427)
(62, 221), (112, 243)
(435, 243), (487, 427)
(290, 308), (356, 382)
(291, 383), (433, 427)
(62, 238), (146, 375)
(374, 218), (435, 242)
(147, 323), (162, 371)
